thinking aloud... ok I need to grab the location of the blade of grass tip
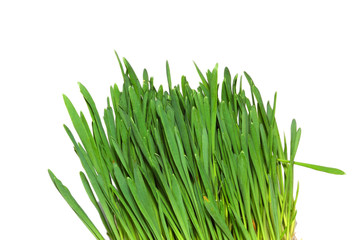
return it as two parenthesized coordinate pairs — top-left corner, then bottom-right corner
(63, 95), (100, 171)
(142, 90), (149, 114)
(260, 123), (270, 168)
(210, 63), (218, 155)
(143, 71), (150, 94)
(79, 111), (93, 145)
(78, 82), (110, 148)
(128, 86), (147, 137)
(277, 159), (345, 175)
(129, 118), (160, 171)
(114, 50), (125, 77)
(290, 119), (297, 160)
(224, 67), (232, 98)
(166, 60), (172, 90)
(232, 74), (238, 113)
(291, 127), (301, 161)
(149, 77), (155, 91)
(252, 85), (270, 130)
(110, 137), (131, 176)
(181, 75), (187, 99)
(110, 84), (120, 113)
(221, 78), (228, 103)
(220, 102), (240, 155)
(193, 61), (209, 90)
(155, 102), (189, 187)
(199, 82), (210, 97)
(203, 96), (211, 136)
(173, 126), (195, 192)
(284, 134), (288, 160)
(270, 92), (277, 127)
(202, 128), (210, 176)
(104, 104), (117, 145)
(243, 72), (256, 106)
(143, 68), (149, 83)
(239, 75), (242, 92)
(48, 170), (105, 240)
(293, 181), (299, 212)
(123, 57), (142, 96)
(169, 79), (194, 167)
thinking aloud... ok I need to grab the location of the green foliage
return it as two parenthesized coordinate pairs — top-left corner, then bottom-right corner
(49, 52), (345, 240)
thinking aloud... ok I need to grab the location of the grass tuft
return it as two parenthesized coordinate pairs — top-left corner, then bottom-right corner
(49, 53), (344, 240)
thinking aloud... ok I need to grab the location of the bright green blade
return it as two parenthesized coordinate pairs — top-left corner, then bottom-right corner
(48, 170), (105, 240)
(278, 159), (345, 175)
(51, 53), (346, 240)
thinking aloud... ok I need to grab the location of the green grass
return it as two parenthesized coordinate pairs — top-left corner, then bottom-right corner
(49, 52), (345, 240)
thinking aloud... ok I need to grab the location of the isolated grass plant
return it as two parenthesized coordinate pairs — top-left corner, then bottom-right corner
(49, 53), (345, 240)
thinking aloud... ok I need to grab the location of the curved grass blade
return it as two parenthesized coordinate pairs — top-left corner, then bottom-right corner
(48, 170), (105, 240)
(277, 159), (345, 175)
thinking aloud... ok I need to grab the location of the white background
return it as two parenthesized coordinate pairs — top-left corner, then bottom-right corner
(1, 1), (357, 239)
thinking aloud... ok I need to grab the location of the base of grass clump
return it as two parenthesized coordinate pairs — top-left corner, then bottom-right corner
(49, 52), (345, 240)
